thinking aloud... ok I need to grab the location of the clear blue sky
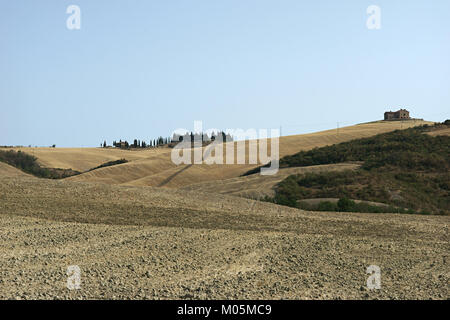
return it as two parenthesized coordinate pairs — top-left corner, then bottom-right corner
(1, 0), (449, 147)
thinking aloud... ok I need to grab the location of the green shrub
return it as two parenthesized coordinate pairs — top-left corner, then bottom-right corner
(337, 198), (355, 212)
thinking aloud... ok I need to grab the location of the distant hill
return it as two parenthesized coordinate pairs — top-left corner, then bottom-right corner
(0, 149), (128, 179)
(66, 119), (431, 188)
(0, 149), (80, 179)
(3, 119), (432, 188)
(260, 122), (449, 215)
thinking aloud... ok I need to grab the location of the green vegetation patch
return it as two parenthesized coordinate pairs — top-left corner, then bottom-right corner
(0, 150), (128, 179)
(294, 198), (415, 214)
(261, 123), (450, 215)
(87, 159), (128, 172)
(0, 150), (80, 179)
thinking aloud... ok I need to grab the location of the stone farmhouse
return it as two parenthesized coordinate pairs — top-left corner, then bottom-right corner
(384, 109), (410, 120)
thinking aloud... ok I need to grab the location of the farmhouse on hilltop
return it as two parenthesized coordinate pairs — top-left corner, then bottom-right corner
(384, 109), (410, 120)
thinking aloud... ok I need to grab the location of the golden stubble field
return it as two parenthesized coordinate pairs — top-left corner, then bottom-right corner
(1, 119), (448, 299)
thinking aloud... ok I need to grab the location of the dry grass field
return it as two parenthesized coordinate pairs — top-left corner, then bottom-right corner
(426, 127), (450, 137)
(0, 162), (30, 178)
(37, 119), (432, 189)
(181, 163), (361, 199)
(1, 119), (448, 300)
(9, 147), (164, 172)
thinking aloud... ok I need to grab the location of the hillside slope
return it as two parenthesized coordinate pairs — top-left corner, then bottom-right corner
(181, 163), (360, 199)
(266, 123), (450, 214)
(0, 162), (31, 178)
(64, 120), (431, 188)
(9, 147), (164, 172)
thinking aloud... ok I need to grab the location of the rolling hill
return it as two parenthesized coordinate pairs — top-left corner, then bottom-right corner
(263, 123), (450, 215)
(0, 162), (31, 178)
(0, 119), (448, 299)
(181, 163), (361, 199)
(8, 119), (429, 188)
